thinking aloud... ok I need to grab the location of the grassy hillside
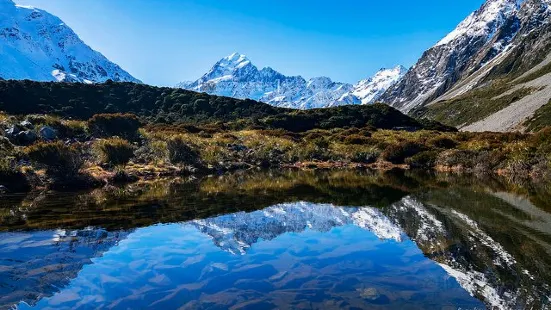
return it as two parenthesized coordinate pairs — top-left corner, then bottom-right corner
(0, 80), (452, 132)
(412, 81), (536, 127)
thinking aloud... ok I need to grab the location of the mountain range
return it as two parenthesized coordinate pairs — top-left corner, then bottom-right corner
(177, 52), (406, 109)
(1, 0), (550, 131)
(177, 0), (551, 130)
(0, 0), (139, 83)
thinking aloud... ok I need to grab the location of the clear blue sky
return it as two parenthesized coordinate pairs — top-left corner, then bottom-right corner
(15, 0), (484, 86)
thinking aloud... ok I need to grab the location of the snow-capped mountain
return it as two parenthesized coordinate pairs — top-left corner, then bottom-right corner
(380, 0), (551, 117)
(0, 0), (140, 83)
(352, 66), (407, 105)
(177, 52), (404, 109)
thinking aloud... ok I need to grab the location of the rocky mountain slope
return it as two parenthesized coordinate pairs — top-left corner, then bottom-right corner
(380, 0), (551, 132)
(0, 0), (140, 83)
(178, 53), (405, 109)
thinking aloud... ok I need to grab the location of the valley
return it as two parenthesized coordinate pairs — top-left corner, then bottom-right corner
(1, 0), (551, 308)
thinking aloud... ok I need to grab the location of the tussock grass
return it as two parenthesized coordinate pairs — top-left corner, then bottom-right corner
(4, 111), (551, 192)
(94, 138), (135, 167)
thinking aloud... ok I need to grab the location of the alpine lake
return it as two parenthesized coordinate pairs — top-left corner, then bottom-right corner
(1, 169), (550, 310)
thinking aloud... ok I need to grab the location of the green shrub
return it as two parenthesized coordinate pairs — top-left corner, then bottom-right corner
(338, 127), (373, 138)
(406, 151), (439, 169)
(302, 131), (326, 141)
(255, 129), (300, 141)
(0, 157), (30, 192)
(166, 136), (200, 165)
(134, 140), (168, 164)
(88, 113), (141, 139)
(343, 134), (372, 145)
(310, 137), (329, 149)
(57, 120), (88, 139)
(94, 138), (135, 166)
(382, 142), (424, 164)
(24, 141), (83, 176)
(474, 150), (507, 172)
(436, 149), (478, 169)
(428, 136), (458, 149)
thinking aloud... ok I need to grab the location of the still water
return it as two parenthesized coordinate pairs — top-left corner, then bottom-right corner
(1, 170), (550, 309)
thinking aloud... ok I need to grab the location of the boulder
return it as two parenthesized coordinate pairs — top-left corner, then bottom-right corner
(39, 126), (57, 140)
(16, 131), (37, 144)
(20, 120), (34, 129)
(227, 144), (248, 152)
(5, 124), (22, 137)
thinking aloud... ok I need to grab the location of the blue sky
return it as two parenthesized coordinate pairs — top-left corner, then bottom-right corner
(15, 0), (484, 86)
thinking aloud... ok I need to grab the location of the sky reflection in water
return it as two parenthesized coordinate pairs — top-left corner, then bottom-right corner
(1, 170), (550, 309)
(13, 204), (481, 309)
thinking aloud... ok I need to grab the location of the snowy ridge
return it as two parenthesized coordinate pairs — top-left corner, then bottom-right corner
(178, 53), (404, 109)
(436, 0), (524, 46)
(352, 66), (407, 105)
(0, 0), (140, 83)
(190, 201), (403, 255)
(380, 0), (527, 112)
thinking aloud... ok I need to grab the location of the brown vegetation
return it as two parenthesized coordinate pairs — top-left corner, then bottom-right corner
(1, 111), (551, 192)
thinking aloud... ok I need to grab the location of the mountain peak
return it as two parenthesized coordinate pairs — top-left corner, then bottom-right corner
(195, 53), (257, 85)
(373, 66), (408, 80)
(378, 0), (537, 113)
(0, 1), (140, 83)
(178, 54), (403, 109)
(219, 52), (251, 69)
(225, 52), (248, 61)
(436, 0), (524, 46)
(352, 65), (406, 105)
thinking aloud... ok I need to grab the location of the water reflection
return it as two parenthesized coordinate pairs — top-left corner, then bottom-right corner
(1, 170), (550, 309)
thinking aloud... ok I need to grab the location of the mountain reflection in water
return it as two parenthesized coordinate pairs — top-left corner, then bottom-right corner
(1, 170), (550, 309)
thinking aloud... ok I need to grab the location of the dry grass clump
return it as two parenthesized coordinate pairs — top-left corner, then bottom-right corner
(0, 111), (9, 123)
(24, 141), (84, 177)
(88, 113), (141, 139)
(166, 135), (201, 165)
(382, 141), (425, 164)
(94, 138), (135, 167)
